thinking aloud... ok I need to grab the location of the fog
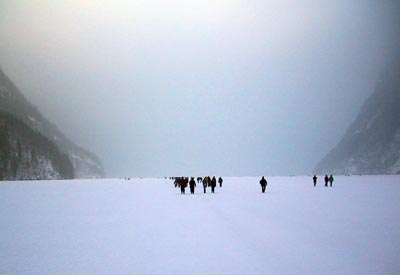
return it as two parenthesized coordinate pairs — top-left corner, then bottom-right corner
(0, 1), (399, 177)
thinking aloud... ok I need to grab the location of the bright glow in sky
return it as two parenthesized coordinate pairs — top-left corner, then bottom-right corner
(1, 1), (399, 177)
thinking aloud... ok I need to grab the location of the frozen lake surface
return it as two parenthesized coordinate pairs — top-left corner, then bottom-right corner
(1, 176), (399, 274)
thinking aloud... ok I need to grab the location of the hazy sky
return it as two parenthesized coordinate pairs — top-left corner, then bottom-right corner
(0, 1), (399, 177)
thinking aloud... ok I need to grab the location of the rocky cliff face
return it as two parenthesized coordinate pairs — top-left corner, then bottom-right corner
(0, 112), (74, 180)
(314, 56), (400, 175)
(0, 67), (105, 179)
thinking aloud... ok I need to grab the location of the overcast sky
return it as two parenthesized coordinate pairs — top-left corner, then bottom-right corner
(0, 1), (399, 177)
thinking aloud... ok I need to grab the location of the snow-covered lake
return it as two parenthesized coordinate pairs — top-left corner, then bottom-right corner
(1, 176), (399, 275)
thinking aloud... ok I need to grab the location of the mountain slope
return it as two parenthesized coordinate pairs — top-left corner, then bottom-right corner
(315, 56), (400, 175)
(0, 67), (105, 178)
(0, 112), (74, 180)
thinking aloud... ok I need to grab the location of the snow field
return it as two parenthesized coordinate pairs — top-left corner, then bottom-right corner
(0, 176), (399, 274)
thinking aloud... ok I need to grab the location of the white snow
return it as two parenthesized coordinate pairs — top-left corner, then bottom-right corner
(0, 85), (6, 98)
(353, 111), (381, 135)
(28, 115), (37, 123)
(0, 176), (399, 275)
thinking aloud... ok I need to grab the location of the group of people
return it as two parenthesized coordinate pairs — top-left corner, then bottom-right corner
(172, 176), (223, 194)
(313, 174), (334, 187)
(260, 175), (336, 193)
(172, 175), (335, 195)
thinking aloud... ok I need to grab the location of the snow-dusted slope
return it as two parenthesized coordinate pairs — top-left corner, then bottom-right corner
(0, 176), (399, 275)
(0, 67), (105, 178)
(0, 112), (73, 180)
(315, 54), (400, 175)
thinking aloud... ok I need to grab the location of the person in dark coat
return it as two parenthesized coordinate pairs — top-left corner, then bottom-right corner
(329, 175), (334, 187)
(260, 176), (267, 193)
(206, 176), (211, 187)
(202, 177), (208, 193)
(189, 177), (196, 194)
(180, 177), (187, 194)
(324, 175), (329, 187)
(218, 177), (223, 187)
(313, 175), (318, 187)
(210, 176), (217, 193)
(174, 177), (179, 188)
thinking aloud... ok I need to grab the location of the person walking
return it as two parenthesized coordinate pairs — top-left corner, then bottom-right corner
(260, 176), (267, 193)
(206, 176), (211, 187)
(324, 175), (329, 187)
(189, 177), (196, 194)
(211, 176), (217, 193)
(218, 177), (223, 187)
(329, 175), (334, 187)
(313, 175), (318, 187)
(180, 177), (188, 194)
(202, 177), (208, 193)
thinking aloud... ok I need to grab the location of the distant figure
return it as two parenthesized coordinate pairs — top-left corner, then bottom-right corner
(329, 175), (334, 187)
(197, 177), (203, 184)
(174, 178), (180, 188)
(313, 175), (318, 187)
(202, 177), (208, 193)
(324, 175), (329, 187)
(189, 177), (196, 194)
(218, 177), (223, 187)
(211, 176), (217, 193)
(206, 176), (211, 187)
(180, 178), (188, 194)
(203, 176), (211, 189)
(260, 176), (267, 193)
